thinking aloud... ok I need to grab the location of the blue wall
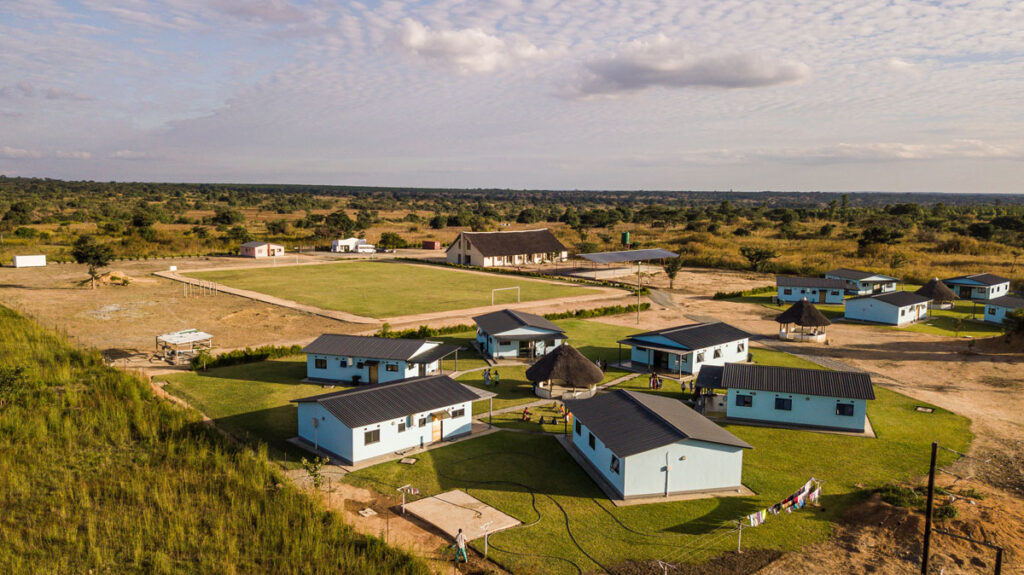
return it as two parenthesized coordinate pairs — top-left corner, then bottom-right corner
(572, 419), (626, 496)
(725, 388), (868, 432)
(297, 400), (473, 463)
(628, 336), (748, 375)
(947, 281), (1011, 300)
(306, 349), (441, 384)
(476, 326), (564, 359)
(776, 285), (844, 304)
(984, 303), (1019, 324)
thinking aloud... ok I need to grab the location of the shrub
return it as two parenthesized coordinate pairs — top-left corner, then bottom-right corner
(191, 344), (304, 370)
(713, 285), (776, 299)
(878, 484), (922, 509)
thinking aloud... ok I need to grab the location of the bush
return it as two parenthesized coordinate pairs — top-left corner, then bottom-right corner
(191, 344), (304, 370)
(878, 484), (923, 509)
(713, 285), (775, 299)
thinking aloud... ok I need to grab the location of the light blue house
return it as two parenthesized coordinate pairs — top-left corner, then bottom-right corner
(292, 375), (490, 464)
(844, 291), (930, 326)
(303, 334), (460, 385)
(563, 390), (751, 500)
(618, 322), (750, 376)
(825, 268), (899, 296)
(983, 295), (1024, 325)
(473, 309), (566, 360)
(941, 273), (1012, 301)
(776, 276), (846, 304)
(696, 363), (875, 433)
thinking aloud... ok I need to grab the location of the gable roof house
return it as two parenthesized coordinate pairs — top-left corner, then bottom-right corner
(563, 390), (751, 500)
(293, 375), (490, 464)
(446, 228), (568, 267)
(983, 295), (1024, 325)
(696, 363), (875, 433)
(239, 241), (285, 258)
(303, 334), (460, 385)
(941, 273), (1012, 301)
(843, 291), (931, 326)
(776, 276), (846, 304)
(473, 309), (566, 360)
(617, 322), (751, 376)
(825, 268), (899, 295)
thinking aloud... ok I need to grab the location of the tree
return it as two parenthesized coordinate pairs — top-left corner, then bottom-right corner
(300, 456), (329, 490)
(888, 251), (909, 278)
(72, 234), (114, 289)
(858, 226), (903, 249)
(739, 246), (779, 272)
(377, 232), (407, 250)
(662, 257), (684, 289)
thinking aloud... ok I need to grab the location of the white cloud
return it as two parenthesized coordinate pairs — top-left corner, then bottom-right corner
(886, 58), (923, 79)
(1, 146), (43, 159)
(566, 35), (810, 98)
(399, 19), (551, 74)
(55, 150), (92, 159)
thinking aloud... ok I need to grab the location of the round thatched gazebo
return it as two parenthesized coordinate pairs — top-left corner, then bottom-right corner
(775, 298), (831, 343)
(916, 278), (957, 309)
(526, 344), (604, 399)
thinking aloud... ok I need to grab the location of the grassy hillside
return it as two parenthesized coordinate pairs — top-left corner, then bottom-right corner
(0, 305), (428, 575)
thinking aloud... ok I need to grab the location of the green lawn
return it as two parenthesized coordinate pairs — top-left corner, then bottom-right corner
(189, 261), (601, 318)
(162, 356), (343, 467)
(726, 293), (845, 319)
(346, 387), (971, 574)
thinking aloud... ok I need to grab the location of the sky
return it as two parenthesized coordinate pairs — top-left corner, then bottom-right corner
(1, 0), (1023, 193)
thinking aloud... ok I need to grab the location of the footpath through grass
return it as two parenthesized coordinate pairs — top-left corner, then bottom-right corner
(347, 387), (971, 574)
(190, 261), (600, 318)
(0, 306), (427, 575)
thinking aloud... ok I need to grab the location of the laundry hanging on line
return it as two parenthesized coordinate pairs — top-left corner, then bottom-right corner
(745, 478), (821, 528)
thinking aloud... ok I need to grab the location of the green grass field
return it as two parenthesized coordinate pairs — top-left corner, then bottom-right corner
(189, 261), (601, 318)
(346, 387), (970, 574)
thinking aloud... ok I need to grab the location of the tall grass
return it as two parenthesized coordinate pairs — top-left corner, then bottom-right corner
(0, 305), (429, 575)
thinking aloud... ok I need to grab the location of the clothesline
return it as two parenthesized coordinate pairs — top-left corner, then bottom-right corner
(745, 477), (822, 528)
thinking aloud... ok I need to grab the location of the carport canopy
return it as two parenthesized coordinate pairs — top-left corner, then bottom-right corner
(580, 248), (678, 264)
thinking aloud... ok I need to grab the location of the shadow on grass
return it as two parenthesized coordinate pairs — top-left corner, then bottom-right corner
(190, 360), (311, 384)
(212, 404), (311, 464)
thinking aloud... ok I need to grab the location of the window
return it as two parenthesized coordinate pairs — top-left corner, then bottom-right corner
(545, 339), (555, 347)
(988, 307), (996, 315)
(610, 456), (620, 474)
(364, 429), (380, 445)
(736, 394), (753, 407)
(339, 358), (348, 367)
(418, 416), (428, 428)
(575, 420), (582, 435)
(836, 403), (855, 417)
(451, 407), (465, 418)
(498, 340), (511, 346)
(385, 363), (399, 372)
(588, 433), (596, 449)
(774, 397), (792, 411)
(696, 352), (705, 362)
(713, 348), (722, 359)
(314, 358), (327, 369)
(783, 288), (793, 295)
(357, 361), (365, 369)
(831, 291), (840, 296)
(398, 421), (407, 433)
(737, 342), (745, 353)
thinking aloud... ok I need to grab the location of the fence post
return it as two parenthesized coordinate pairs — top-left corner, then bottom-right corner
(921, 442), (938, 575)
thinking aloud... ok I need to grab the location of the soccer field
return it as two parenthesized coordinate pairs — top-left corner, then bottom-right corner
(189, 261), (602, 318)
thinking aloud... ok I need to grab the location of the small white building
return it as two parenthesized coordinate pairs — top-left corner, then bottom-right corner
(239, 241), (285, 258)
(983, 295), (1024, 325)
(941, 273), (1012, 301)
(332, 237), (375, 253)
(617, 322), (751, 376)
(825, 268), (899, 296)
(446, 228), (567, 267)
(12, 254), (46, 268)
(293, 375), (489, 465)
(776, 276), (845, 304)
(563, 390), (751, 500)
(473, 309), (566, 360)
(303, 334), (460, 385)
(844, 291), (931, 326)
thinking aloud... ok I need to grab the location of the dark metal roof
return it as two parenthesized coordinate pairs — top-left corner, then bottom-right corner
(776, 276), (846, 289)
(579, 248), (679, 264)
(989, 295), (1024, 309)
(942, 273), (1011, 287)
(848, 291), (930, 307)
(697, 363), (875, 400)
(620, 322), (750, 351)
(525, 344), (603, 387)
(303, 334), (450, 362)
(774, 299), (832, 327)
(915, 278), (957, 302)
(826, 268), (897, 282)
(448, 228), (566, 257)
(473, 309), (565, 336)
(564, 390), (751, 457)
(292, 375), (481, 428)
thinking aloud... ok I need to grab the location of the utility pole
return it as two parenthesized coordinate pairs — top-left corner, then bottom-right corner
(921, 442), (938, 575)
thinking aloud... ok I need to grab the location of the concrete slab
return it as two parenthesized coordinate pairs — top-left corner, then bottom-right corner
(403, 489), (520, 541)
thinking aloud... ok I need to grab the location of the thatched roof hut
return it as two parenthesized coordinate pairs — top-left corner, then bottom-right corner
(915, 278), (957, 303)
(525, 344), (603, 389)
(774, 299), (832, 327)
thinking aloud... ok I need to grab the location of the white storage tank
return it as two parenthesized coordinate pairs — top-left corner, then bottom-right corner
(12, 255), (47, 268)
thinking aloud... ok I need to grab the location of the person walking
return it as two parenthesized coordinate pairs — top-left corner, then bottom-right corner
(454, 528), (468, 563)
(492, 369), (500, 387)
(483, 368), (491, 387)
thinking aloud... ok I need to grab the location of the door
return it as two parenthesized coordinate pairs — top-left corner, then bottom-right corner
(518, 340), (531, 358)
(818, 290), (826, 304)
(432, 419), (442, 442)
(418, 363), (426, 377)
(368, 363), (379, 384)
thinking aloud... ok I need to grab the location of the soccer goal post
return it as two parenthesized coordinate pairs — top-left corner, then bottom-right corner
(491, 286), (521, 306)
